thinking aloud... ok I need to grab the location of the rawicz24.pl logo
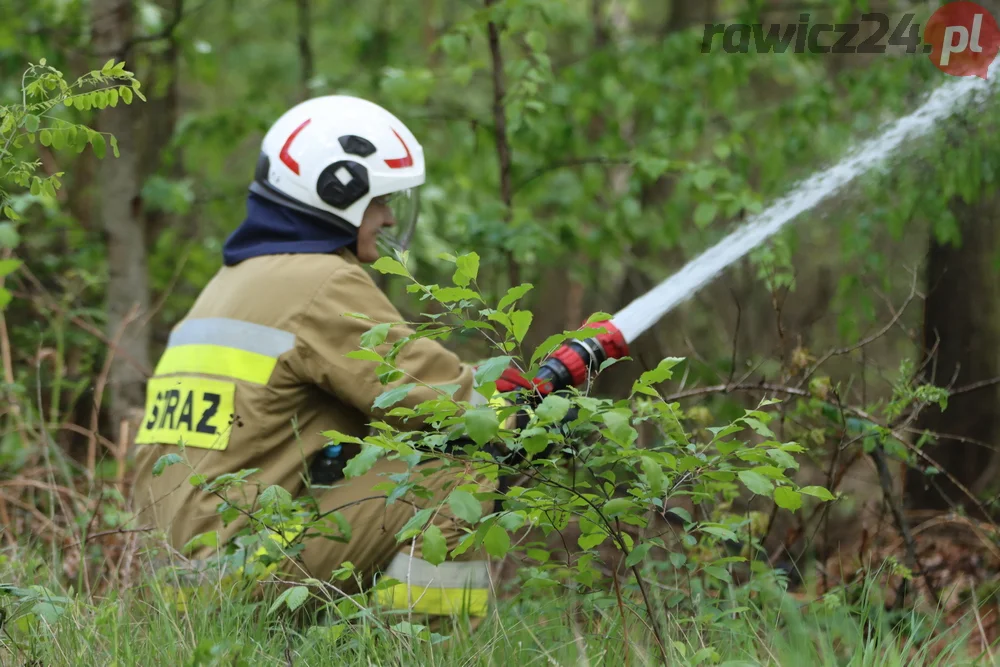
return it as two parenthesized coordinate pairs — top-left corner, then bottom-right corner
(701, 1), (1000, 78)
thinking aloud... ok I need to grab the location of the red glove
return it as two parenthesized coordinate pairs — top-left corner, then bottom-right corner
(495, 367), (535, 393)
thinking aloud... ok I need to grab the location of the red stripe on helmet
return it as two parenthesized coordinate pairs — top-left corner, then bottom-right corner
(384, 129), (414, 169)
(279, 118), (312, 175)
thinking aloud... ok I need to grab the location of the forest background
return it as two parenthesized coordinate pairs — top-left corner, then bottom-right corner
(4, 0), (1000, 664)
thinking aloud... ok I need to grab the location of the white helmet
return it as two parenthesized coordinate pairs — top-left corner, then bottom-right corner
(250, 95), (425, 253)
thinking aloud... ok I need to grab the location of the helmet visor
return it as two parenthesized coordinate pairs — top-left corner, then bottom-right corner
(374, 187), (420, 255)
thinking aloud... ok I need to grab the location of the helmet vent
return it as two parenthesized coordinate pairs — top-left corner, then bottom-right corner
(334, 166), (353, 186)
(338, 135), (377, 157)
(316, 160), (369, 210)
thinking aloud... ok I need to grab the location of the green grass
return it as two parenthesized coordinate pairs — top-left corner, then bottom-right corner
(2, 544), (995, 667)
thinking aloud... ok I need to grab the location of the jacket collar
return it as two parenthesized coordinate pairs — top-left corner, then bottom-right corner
(222, 192), (357, 266)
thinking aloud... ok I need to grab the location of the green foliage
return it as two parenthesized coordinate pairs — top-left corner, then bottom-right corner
(175, 259), (835, 638)
(0, 59), (144, 309)
(0, 547), (983, 666)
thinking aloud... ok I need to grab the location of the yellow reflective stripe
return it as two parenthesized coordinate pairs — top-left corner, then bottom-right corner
(375, 583), (490, 617)
(154, 344), (278, 384)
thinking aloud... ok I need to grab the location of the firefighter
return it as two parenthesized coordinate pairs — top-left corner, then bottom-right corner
(132, 95), (534, 622)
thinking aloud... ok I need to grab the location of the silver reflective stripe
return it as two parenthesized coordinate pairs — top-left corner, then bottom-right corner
(167, 318), (296, 358)
(384, 553), (490, 589)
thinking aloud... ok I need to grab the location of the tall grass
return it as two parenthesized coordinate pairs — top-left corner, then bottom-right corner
(1, 540), (992, 666)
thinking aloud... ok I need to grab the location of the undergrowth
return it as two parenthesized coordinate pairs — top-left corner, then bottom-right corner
(0, 542), (988, 666)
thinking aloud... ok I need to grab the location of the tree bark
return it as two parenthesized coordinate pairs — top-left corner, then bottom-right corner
(908, 193), (1000, 512)
(92, 0), (151, 434)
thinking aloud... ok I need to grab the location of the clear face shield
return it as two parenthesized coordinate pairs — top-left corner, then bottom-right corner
(373, 187), (421, 256)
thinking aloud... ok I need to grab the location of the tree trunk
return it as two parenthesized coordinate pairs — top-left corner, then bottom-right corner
(92, 0), (151, 434)
(295, 0), (313, 99)
(907, 193), (1000, 512)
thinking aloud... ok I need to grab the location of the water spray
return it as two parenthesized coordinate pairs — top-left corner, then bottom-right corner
(535, 62), (1000, 393)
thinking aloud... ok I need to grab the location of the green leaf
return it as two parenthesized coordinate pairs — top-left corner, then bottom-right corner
(453, 252), (480, 286)
(396, 508), (433, 542)
(109, 135), (119, 158)
(182, 531), (218, 553)
(371, 256), (409, 276)
(120, 86), (133, 104)
(742, 417), (775, 438)
(464, 408), (499, 445)
(625, 542), (652, 568)
(632, 357), (684, 394)
(530, 333), (569, 366)
(50, 129), (65, 151)
(641, 456), (665, 496)
(668, 507), (692, 524)
(800, 486), (835, 501)
(483, 524), (510, 558)
(91, 133), (106, 159)
(701, 525), (738, 541)
(360, 322), (391, 348)
(602, 409), (635, 444)
(152, 453), (183, 476)
(693, 201), (718, 228)
(344, 445), (381, 479)
(432, 286), (480, 302)
(0, 259), (22, 277)
(497, 284), (533, 311)
(259, 484), (292, 508)
(774, 487), (802, 511)
(669, 552), (686, 569)
(373, 383), (415, 410)
(474, 356), (512, 386)
(345, 349), (384, 363)
(23, 114), (39, 133)
(268, 585), (309, 615)
(738, 470), (774, 496)
(510, 311), (532, 343)
(703, 566), (731, 582)
(602, 497), (632, 517)
(578, 531), (607, 550)
(534, 394), (570, 425)
(447, 490), (482, 524)
(421, 525), (447, 566)
(693, 169), (715, 190)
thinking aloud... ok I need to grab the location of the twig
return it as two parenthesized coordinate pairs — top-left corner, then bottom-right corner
(870, 442), (940, 604)
(971, 586), (995, 663)
(17, 265), (151, 376)
(484, 0), (520, 288)
(798, 268), (918, 388)
(513, 156), (636, 193)
(727, 290), (742, 386)
(80, 525), (154, 545)
(88, 302), (141, 479)
(138, 242), (194, 329)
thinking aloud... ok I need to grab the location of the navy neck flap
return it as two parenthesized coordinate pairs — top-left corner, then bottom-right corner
(223, 192), (357, 266)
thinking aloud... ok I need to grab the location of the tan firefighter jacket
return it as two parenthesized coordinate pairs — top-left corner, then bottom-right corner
(132, 249), (478, 556)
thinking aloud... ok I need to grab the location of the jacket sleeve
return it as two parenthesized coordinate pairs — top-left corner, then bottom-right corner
(291, 259), (478, 429)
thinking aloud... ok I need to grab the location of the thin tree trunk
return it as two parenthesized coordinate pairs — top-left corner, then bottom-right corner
(92, 0), (151, 434)
(295, 0), (313, 99)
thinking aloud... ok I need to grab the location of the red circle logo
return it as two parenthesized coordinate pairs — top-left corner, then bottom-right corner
(925, 1), (1000, 78)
